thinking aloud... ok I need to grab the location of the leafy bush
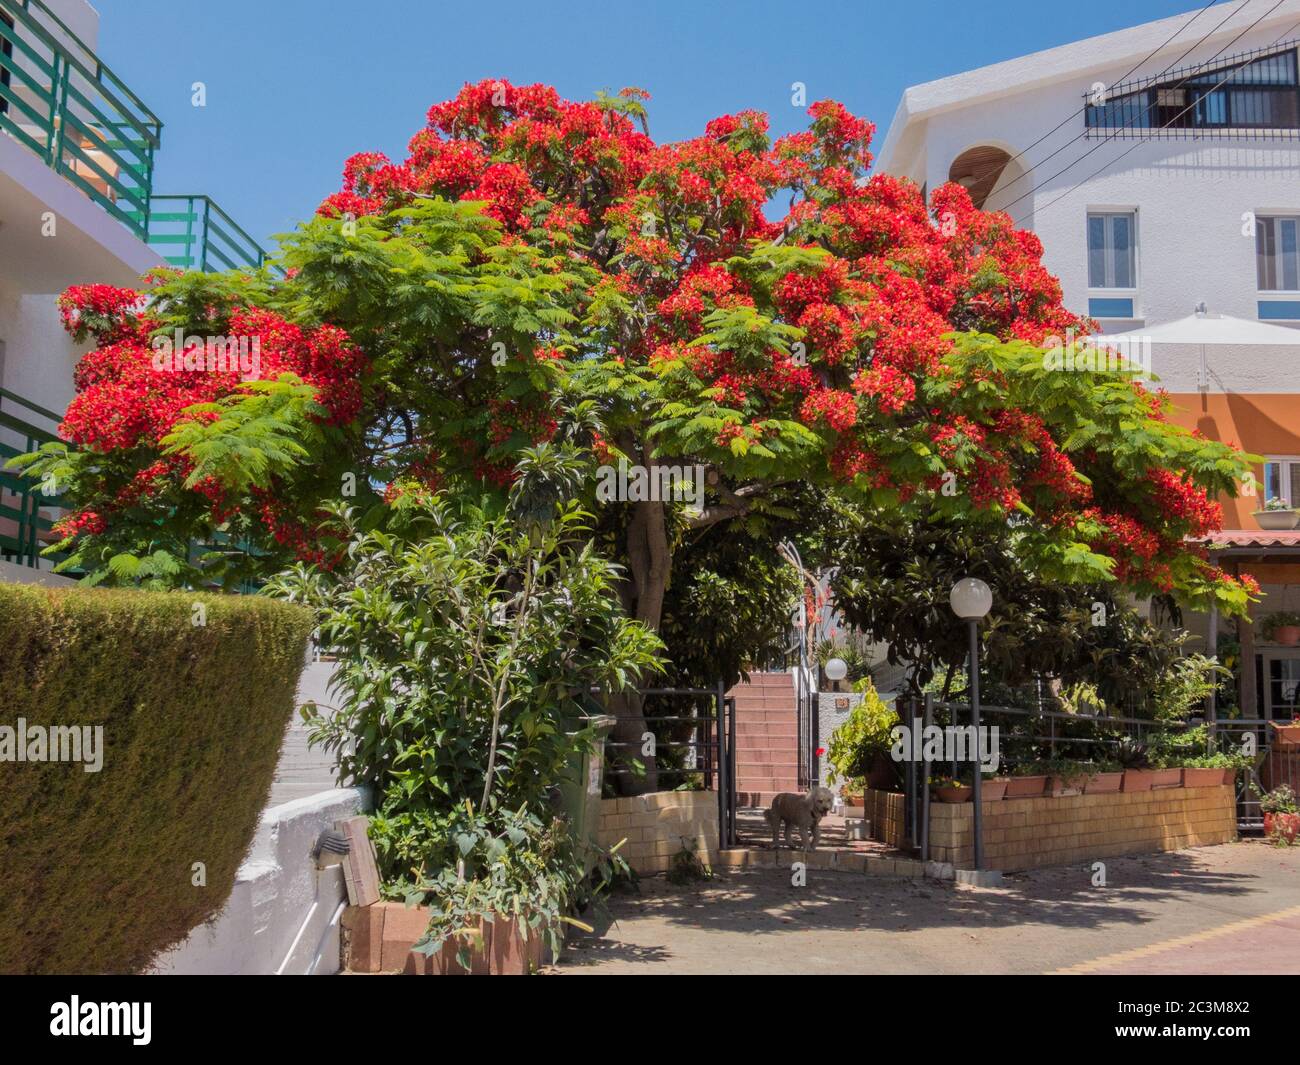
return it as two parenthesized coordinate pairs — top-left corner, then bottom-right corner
(1261, 785), (1298, 815)
(268, 453), (662, 894)
(825, 679), (899, 788)
(0, 584), (313, 973)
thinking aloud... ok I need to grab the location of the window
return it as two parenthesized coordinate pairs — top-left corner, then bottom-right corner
(1085, 46), (1300, 132)
(1257, 215), (1300, 291)
(1264, 458), (1300, 506)
(1087, 211), (1136, 289)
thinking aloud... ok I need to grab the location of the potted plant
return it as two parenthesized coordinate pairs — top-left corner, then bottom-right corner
(1261, 785), (1299, 844)
(1254, 496), (1298, 530)
(932, 775), (973, 803)
(1178, 752), (1250, 788)
(980, 771), (1010, 801)
(1084, 761), (1125, 793)
(1115, 737), (1156, 791)
(1270, 715), (1300, 747)
(1004, 771), (1048, 798)
(826, 680), (900, 799)
(1029, 757), (1092, 797)
(1261, 611), (1300, 647)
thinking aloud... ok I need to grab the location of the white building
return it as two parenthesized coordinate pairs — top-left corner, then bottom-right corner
(877, 2), (1300, 724)
(0, 0), (265, 570)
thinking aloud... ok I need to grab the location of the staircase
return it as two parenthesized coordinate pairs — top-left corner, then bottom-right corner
(728, 671), (800, 808)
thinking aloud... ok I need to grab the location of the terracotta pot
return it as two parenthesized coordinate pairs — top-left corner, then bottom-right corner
(842, 791), (865, 809)
(1273, 626), (1300, 647)
(1270, 723), (1300, 748)
(1254, 509), (1298, 530)
(1084, 771), (1124, 794)
(1150, 768), (1182, 789)
(1122, 769), (1155, 792)
(935, 785), (972, 803)
(1004, 775), (1047, 798)
(1181, 767), (1226, 788)
(980, 777), (1010, 801)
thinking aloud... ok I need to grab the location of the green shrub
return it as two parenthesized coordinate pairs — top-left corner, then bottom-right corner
(0, 584), (313, 974)
(825, 679), (899, 788)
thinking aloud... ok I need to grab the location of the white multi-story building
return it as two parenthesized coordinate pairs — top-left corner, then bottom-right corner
(0, 0), (266, 572)
(877, 1), (1300, 725)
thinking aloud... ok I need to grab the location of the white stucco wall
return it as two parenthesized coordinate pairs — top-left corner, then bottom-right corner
(151, 786), (371, 976)
(877, 4), (1300, 394)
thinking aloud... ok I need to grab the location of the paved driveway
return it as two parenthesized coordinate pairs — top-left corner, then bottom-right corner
(559, 841), (1300, 975)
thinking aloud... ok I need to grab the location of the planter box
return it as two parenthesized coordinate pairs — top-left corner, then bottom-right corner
(980, 778), (1010, 801)
(1150, 768), (1182, 789)
(1270, 723), (1300, 748)
(1254, 509), (1298, 530)
(344, 902), (552, 975)
(1122, 769), (1155, 792)
(1004, 775), (1047, 798)
(1048, 775), (1084, 797)
(1084, 771), (1124, 794)
(1221, 767), (1238, 787)
(1272, 627), (1300, 647)
(1182, 767), (1226, 788)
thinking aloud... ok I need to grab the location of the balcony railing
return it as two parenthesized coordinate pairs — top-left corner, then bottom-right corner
(0, 387), (62, 568)
(0, 0), (161, 239)
(1, 1), (271, 272)
(146, 194), (270, 272)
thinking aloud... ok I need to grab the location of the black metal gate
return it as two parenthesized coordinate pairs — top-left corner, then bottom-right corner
(598, 683), (737, 852)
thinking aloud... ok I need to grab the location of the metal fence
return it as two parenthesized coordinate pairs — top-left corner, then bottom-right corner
(598, 684), (737, 852)
(0, 387), (62, 567)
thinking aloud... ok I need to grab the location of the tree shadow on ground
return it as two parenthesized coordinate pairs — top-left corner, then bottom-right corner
(562, 842), (1300, 969)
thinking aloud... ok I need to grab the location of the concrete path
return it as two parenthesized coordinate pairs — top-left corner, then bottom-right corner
(559, 840), (1300, 975)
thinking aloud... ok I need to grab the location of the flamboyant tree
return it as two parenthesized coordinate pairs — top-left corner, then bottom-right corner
(18, 81), (1255, 783)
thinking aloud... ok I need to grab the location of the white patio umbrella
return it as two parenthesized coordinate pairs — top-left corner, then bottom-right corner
(1092, 308), (1300, 390)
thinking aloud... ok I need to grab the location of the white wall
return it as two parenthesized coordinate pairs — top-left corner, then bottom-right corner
(151, 787), (371, 976)
(879, 11), (1300, 394)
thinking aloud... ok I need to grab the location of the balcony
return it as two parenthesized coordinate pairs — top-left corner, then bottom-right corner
(0, 0), (268, 271)
(146, 195), (271, 272)
(0, 387), (61, 569)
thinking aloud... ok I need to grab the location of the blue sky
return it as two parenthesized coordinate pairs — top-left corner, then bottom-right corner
(94, 0), (1198, 251)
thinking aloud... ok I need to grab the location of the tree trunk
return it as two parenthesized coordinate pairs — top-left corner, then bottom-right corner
(611, 491), (671, 793)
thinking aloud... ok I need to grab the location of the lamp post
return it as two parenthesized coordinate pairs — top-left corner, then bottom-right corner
(950, 577), (992, 870)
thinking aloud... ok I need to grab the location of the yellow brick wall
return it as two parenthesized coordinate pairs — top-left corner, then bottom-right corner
(927, 785), (1237, 871)
(593, 792), (719, 876)
(862, 789), (907, 848)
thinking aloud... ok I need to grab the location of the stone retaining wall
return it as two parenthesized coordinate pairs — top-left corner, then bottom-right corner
(594, 792), (719, 876)
(928, 785), (1236, 871)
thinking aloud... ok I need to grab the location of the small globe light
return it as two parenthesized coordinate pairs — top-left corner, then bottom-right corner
(824, 657), (848, 682)
(949, 578), (993, 620)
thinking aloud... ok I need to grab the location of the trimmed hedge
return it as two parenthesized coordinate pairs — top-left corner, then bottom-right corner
(0, 585), (313, 974)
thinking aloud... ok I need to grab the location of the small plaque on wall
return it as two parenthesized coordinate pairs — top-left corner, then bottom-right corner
(834, 697), (850, 709)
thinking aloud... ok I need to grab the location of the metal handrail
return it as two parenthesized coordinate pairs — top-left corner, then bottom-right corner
(0, 0), (161, 238)
(145, 194), (271, 272)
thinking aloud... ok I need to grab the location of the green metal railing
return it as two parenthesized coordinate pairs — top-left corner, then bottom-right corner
(0, 0), (161, 240)
(145, 194), (270, 272)
(0, 387), (61, 568)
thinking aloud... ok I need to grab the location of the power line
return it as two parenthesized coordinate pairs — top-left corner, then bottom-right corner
(993, 0), (1258, 208)
(995, 0), (1225, 180)
(1028, 14), (1300, 222)
(1000, 0), (1288, 217)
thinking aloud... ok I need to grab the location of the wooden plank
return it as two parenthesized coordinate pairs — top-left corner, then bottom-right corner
(336, 816), (381, 907)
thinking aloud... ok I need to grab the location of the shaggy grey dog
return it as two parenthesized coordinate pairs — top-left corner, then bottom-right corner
(765, 786), (835, 849)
